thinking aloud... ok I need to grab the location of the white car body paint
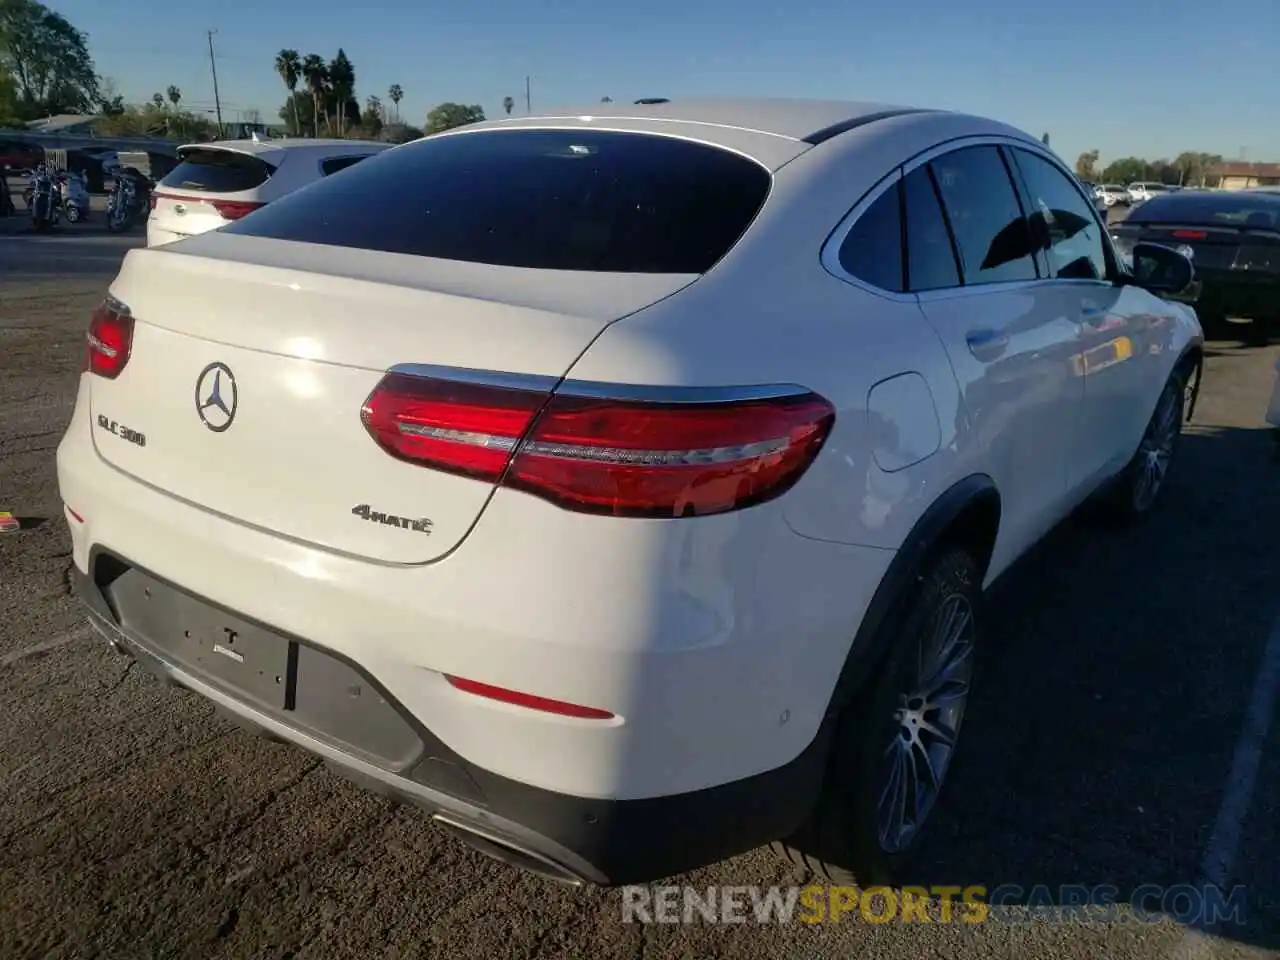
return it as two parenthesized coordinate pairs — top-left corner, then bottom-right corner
(57, 99), (1204, 881)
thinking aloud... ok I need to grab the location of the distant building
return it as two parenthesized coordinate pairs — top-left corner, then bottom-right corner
(1211, 161), (1280, 190)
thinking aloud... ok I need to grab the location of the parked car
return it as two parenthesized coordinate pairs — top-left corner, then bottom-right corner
(0, 137), (42, 174)
(1099, 183), (1129, 207)
(1110, 189), (1279, 339)
(146, 137), (393, 247)
(1127, 181), (1175, 205)
(58, 98), (1204, 889)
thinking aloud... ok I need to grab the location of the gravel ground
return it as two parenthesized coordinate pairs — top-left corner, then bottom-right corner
(0, 230), (1277, 960)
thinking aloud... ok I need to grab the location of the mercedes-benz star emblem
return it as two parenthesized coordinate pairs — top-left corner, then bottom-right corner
(195, 362), (238, 432)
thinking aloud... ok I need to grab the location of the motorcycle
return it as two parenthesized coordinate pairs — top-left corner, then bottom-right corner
(24, 163), (60, 231)
(58, 170), (91, 223)
(106, 167), (152, 232)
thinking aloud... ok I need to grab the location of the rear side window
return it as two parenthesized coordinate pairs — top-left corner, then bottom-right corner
(929, 146), (1038, 285)
(321, 155), (370, 176)
(159, 149), (275, 194)
(1130, 194), (1280, 229)
(222, 130), (773, 273)
(838, 182), (905, 292)
(902, 165), (961, 291)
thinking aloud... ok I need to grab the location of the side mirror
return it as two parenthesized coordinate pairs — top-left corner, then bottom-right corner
(1130, 241), (1201, 304)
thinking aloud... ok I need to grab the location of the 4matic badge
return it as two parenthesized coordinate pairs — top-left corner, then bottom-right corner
(351, 504), (433, 534)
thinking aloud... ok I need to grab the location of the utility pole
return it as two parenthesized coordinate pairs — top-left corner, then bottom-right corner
(206, 30), (224, 137)
(525, 75), (531, 114)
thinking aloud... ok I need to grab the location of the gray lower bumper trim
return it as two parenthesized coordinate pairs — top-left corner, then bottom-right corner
(82, 603), (606, 885)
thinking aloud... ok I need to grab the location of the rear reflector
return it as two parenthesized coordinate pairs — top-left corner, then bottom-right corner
(445, 675), (615, 720)
(361, 374), (836, 517)
(211, 199), (266, 221)
(85, 297), (134, 379)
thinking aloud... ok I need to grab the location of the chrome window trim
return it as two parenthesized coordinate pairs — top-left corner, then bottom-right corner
(386, 363), (814, 404)
(822, 132), (1075, 299)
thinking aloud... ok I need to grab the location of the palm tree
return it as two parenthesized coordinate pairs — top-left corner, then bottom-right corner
(301, 54), (327, 138)
(328, 49), (355, 137)
(151, 92), (164, 110)
(502, 96), (515, 116)
(388, 84), (403, 123)
(275, 49), (301, 135)
(166, 86), (181, 111)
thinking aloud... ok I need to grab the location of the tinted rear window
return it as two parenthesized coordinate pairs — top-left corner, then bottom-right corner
(221, 130), (773, 273)
(159, 149), (276, 194)
(1129, 194), (1280, 228)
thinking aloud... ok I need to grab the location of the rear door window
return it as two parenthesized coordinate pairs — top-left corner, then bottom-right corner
(221, 130), (773, 274)
(902, 165), (962, 291)
(159, 149), (276, 194)
(929, 145), (1039, 285)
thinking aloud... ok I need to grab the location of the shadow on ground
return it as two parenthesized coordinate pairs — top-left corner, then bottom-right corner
(895, 424), (1280, 949)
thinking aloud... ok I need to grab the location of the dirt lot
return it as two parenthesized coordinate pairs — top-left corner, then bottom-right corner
(0, 231), (1277, 960)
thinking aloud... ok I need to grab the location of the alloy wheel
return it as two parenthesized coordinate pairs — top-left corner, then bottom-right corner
(875, 593), (976, 854)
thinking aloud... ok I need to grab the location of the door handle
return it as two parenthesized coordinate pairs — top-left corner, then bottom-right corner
(965, 328), (1009, 361)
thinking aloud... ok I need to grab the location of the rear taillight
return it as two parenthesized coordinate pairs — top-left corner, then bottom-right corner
(361, 372), (835, 518)
(86, 297), (134, 379)
(211, 199), (265, 221)
(148, 194), (157, 210)
(1172, 230), (1207, 239)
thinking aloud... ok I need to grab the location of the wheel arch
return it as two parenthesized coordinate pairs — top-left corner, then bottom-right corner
(822, 473), (1001, 722)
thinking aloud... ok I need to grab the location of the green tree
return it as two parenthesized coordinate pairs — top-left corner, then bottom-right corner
(502, 95), (514, 116)
(1075, 149), (1100, 179)
(150, 91), (163, 109)
(1041, 132), (1050, 146)
(166, 84), (180, 110)
(277, 89), (311, 136)
(1100, 156), (1148, 184)
(387, 83), (402, 122)
(0, 0), (99, 116)
(274, 49), (300, 134)
(380, 121), (421, 144)
(327, 48), (355, 136)
(425, 102), (484, 134)
(358, 94), (383, 138)
(301, 53), (326, 137)
(0, 66), (19, 125)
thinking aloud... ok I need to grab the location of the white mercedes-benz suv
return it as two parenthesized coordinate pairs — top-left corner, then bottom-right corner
(57, 98), (1204, 888)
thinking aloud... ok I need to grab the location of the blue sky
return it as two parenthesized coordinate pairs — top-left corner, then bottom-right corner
(56, 0), (1278, 166)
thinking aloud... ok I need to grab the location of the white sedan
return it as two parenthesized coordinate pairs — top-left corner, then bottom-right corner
(58, 97), (1203, 888)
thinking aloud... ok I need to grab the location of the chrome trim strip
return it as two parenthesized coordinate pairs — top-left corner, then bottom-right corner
(820, 132), (1083, 300)
(555, 380), (816, 404)
(385, 364), (818, 405)
(387, 363), (562, 393)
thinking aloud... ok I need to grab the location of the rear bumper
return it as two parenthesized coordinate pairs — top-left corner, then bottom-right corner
(71, 558), (829, 886)
(1195, 272), (1280, 321)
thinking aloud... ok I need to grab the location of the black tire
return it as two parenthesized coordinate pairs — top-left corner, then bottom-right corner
(771, 547), (981, 886)
(1096, 368), (1187, 524)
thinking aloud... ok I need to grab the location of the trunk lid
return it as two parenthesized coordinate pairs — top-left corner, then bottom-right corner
(90, 232), (696, 564)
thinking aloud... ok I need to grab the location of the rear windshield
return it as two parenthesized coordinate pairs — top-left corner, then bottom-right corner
(159, 149), (276, 194)
(220, 129), (773, 273)
(1129, 194), (1280, 229)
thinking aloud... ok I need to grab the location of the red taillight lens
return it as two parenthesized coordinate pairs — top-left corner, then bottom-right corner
(361, 373), (836, 518)
(444, 675), (615, 720)
(1172, 230), (1207, 239)
(211, 199), (265, 221)
(148, 193), (158, 210)
(86, 298), (134, 379)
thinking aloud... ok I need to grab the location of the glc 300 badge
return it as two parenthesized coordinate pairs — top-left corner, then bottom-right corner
(351, 504), (433, 534)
